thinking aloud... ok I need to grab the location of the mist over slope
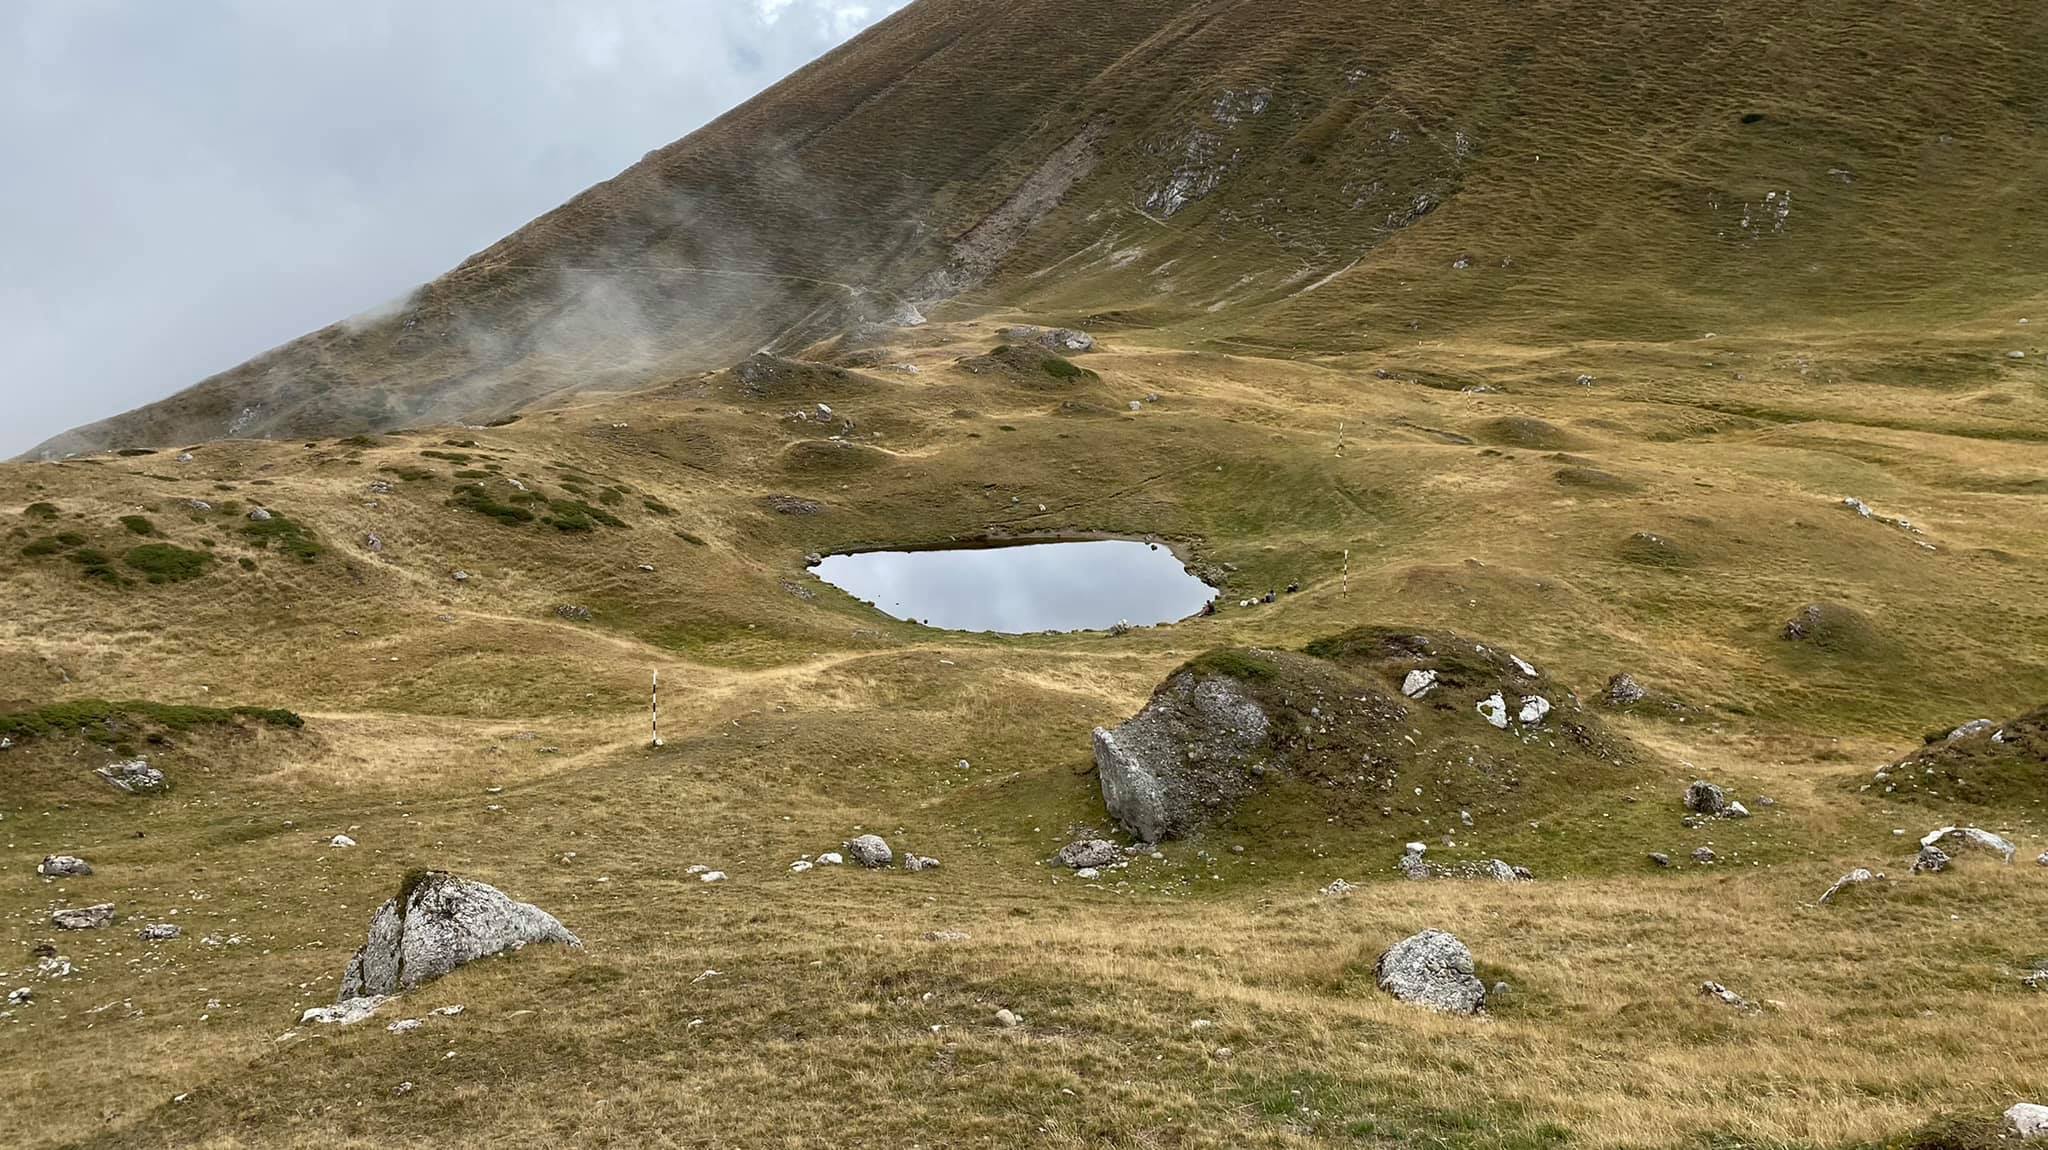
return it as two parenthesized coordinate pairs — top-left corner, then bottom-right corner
(27, 0), (2048, 459)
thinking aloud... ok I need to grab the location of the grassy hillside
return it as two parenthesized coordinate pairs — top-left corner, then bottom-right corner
(4, 313), (2047, 1147)
(4, 1), (2046, 1145)
(24, 0), (2048, 457)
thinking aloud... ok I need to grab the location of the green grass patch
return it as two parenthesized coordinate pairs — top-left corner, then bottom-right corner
(0, 699), (303, 742)
(123, 543), (215, 584)
(543, 499), (627, 532)
(1178, 648), (1279, 681)
(21, 537), (66, 558)
(641, 498), (676, 516)
(118, 514), (156, 536)
(25, 501), (59, 520)
(450, 485), (537, 526)
(239, 513), (323, 561)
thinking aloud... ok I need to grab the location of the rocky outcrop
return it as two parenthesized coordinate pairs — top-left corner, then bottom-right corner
(1088, 629), (1636, 845)
(37, 855), (92, 877)
(1092, 672), (1271, 842)
(1375, 929), (1486, 1015)
(1867, 705), (2046, 811)
(337, 871), (580, 1001)
(1921, 825), (2016, 864)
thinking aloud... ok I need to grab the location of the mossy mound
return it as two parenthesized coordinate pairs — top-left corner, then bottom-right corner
(1780, 601), (1883, 656)
(0, 699), (302, 743)
(1555, 466), (1641, 493)
(957, 343), (1100, 387)
(1617, 530), (1693, 567)
(1859, 704), (2048, 810)
(717, 354), (879, 402)
(1474, 416), (1586, 450)
(779, 439), (892, 475)
(1094, 627), (1640, 866)
(123, 543), (215, 584)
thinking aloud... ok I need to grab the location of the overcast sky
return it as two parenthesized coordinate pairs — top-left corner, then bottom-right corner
(0, 0), (905, 456)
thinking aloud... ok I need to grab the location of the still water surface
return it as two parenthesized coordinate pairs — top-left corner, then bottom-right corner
(812, 539), (1215, 634)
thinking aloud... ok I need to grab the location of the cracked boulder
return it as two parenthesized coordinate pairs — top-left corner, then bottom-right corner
(1093, 671), (1272, 842)
(338, 871), (580, 1001)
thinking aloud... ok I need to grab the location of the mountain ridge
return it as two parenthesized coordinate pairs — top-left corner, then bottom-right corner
(25, 0), (2048, 460)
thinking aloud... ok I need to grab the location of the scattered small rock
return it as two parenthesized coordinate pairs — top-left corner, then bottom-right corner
(1648, 852), (1672, 868)
(96, 759), (166, 794)
(1911, 845), (1950, 874)
(137, 923), (183, 941)
(37, 855), (92, 877)
(1055, 839), (1120, 870)
(698, 870), (727, 883)
(1604, 674), (1646, 706)
(922, 930), (971, 943)
(1476, 692), (1510, 729)
(1818, 867), (1883, 905)
(994, 1008), (1021, 1028)
(554, 605), (593, 622)
(329, 835), (356, 848)
(301, 996), (390, 1026)
(51, 904), (115, 930)
(1692, 847), (1716, 864)
(816, 852), (844, 866)
(904, 854), (940, 872)
(1699, 981), (1752, 1010)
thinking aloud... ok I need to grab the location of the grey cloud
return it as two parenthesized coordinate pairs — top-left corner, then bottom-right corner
(0, 0), (906, 455)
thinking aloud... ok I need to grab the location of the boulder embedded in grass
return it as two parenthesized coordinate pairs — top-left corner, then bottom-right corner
(337, 870), (580, 1001)
(1374, 929), (1486, 1015)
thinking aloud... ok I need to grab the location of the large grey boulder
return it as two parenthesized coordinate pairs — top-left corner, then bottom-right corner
(1374, 929), (1486, 1015)
(38, 855), (92, 877)
(1055, 839), (1120, 869)
(845, 835), (893, 868)
(1092, 672), (1272, 843)
(1683, 780), (1728, 815)
(337, 871), (580, 1001)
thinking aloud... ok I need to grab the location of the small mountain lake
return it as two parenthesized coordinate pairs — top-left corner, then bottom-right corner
(812, 539), (1215, 634)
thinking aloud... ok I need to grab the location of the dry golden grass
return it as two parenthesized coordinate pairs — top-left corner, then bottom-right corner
(2, 319), (2046, 1148)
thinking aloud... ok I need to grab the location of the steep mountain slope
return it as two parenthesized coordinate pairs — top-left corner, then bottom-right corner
(27, 0), (2048, 458)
